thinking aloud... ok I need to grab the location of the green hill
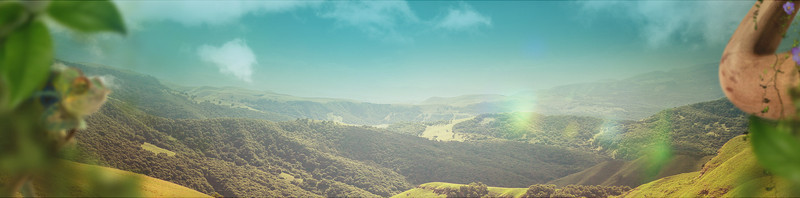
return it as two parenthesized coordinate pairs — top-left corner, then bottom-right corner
(621, 135), (797, 197)
(548, 154), (713, 187)
(391, 182), (527, 198)
(27, 161), (210, 197)
(454, 98), (747, 160)
(543, 98), (747, 187)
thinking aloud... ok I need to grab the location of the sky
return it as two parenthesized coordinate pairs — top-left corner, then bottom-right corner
(52, 0), (756, 104)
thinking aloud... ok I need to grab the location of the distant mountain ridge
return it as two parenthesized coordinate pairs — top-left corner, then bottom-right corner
(420, 94), (508, 106)
(64, 60), (471, 125)
(531, 63), (723, 120)
(424, 63), (724, 120)
(69, 59), (724, 125)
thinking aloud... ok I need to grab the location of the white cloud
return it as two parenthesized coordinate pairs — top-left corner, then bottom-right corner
(197, 39), (257, 82)
(435, 3), (491, 30)
(320, 0), (419, 43)
(578, 1), (751, 48)
(115, 1), (322, 28)
(114, 0), (493, 42)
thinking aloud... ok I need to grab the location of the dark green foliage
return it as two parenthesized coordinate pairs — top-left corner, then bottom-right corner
(749, 116), (800, 183)
(77, 100), (407, 197)
(281, 120), (606, 187)
(58, 61), (612, 196)
(75, 98), (607, 196)
(522, 184), (556, 198)
(386, 122), (426, 136)
(521, 184), (630, 198)
(601, 98), (748, 159)
(47, 0), (126, 35)
(454, 113), (604, 148)
(456, 98), (748, 161)
(2, 19), (52, 109)
(444, 182), (488, 198)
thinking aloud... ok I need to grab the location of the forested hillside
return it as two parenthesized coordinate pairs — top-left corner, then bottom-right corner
(453, 98), (747, 160)
(598, 98), (747, 159)
(448, 98), (748, 188)
(74, 97), (606, 196)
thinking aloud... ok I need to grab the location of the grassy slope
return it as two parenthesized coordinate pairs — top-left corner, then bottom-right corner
(419, 117), (472, 142)
(141, 142), (176, 156)
(621, 135), (797, 197)
(33, 161), (209, 197)
(391, 182), (527, 198)
(548, 154), (712, 187)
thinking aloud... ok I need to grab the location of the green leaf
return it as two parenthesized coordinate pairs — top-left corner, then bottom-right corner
(749, 116), (800, 183)
(0, 2), (26, 37)
(0, 2), (24, 27)
(46, 0), (126, 35)
(0, 20), (52, 109)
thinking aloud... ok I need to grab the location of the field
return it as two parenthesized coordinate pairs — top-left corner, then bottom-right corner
(391, 182), (527, 198)
(141, 142), (176, 156)
(420, 117), (473, 141)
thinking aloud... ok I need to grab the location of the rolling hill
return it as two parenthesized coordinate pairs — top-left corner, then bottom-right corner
(547, 154), (713, 188)
(620, 135), (797, 197)
(73, 98), (606, 197)
(448, 98), (748, 188)
(18, 160), (209, 197)
(453, 98), (747, 160)
(60, 59), (757, 197)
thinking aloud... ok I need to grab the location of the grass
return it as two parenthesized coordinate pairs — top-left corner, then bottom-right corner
(621, 135), (798, 197)
(278, 172), (302, 184)
(141, 142), (176, 156)
(21, 160), (209, 197)
(391, 182), (527, 198)
(548, 154), (711, 187)
(419, 117), (473, 142)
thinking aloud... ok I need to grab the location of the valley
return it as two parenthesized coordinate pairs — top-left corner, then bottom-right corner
(3, 1), (792, 197)
(46, 60), (757, 197)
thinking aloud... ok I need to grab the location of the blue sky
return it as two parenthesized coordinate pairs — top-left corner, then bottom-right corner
(53, 0), (755, 103)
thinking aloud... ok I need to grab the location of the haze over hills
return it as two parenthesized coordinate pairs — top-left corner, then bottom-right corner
(425, 63), (724, 120)
(420, 94), (508, 107)
(71, 59), (724, 126)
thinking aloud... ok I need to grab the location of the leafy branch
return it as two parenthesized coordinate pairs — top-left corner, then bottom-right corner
(0, 0), (131, 196)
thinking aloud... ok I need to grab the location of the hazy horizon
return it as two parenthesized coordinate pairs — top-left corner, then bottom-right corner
(53, 1), (754, 103)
